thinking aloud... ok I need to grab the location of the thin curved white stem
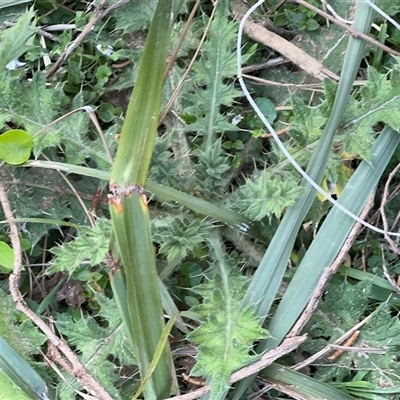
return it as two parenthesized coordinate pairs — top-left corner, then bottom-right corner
(236, 0), (400, 237)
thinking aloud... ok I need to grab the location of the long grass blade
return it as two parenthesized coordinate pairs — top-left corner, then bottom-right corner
(233, 1), (376, 398)
(262, 126), (400, 352)
(0, 336), (50, 400)
(260, 363), (355, 400)
(240, 0), (375, 321)
(22, 161), (263, 240)
(132, 316), (177, 400)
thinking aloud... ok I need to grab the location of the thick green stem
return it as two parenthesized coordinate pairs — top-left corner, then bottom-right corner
(108, 1), (184, 398)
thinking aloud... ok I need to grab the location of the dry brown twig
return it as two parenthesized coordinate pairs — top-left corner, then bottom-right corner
(45, 0), (130, 78)
(292, 312), (376, 371)
(0, 173), (113, 400)
(293, 0), (400, 58)
(287, 195), (381, 371)
(232, 0), (400, 85)
(230, 0), (340, 82)
(288, 193), (375, 339)
(380, 162), (400, 293)
(380, 162), (400, 255)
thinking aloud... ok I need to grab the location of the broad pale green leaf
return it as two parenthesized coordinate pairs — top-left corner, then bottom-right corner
(261, 363), (355, 400)
(0, 334), (48, 400)
(0, 371), (30, 400)
(0, 0), (31, 8)
(0, 10), (36, 71)
(109, 1), (185, 398)
(0, 130), (32, 165)
(255, 97), (276, 123)
(0, 241), (13, 272)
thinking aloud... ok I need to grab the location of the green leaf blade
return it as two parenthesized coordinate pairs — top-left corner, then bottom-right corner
(0, 241), (13, 272)
(0, 9), (36, 71)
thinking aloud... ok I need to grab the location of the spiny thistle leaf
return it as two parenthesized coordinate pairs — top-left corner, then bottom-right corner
(338, 63), (400, 159)
(233, 170), (304, 221)
(153, 215), (214, 263)
(187, 239), (268, 399)
(184, 0), (240, 140)
(289, 96), (327, 147)
(193, 139), (231, 199)
(55, 294), (135, 399)
(149, 135), (187, 189)
(357, 302), (400, 386)
(281, 60), (400, 169)
(0, 72), (68, 143)
(54, 92), (113, 170)
(0, 290), (46, 360)
(302, 280), (374, 383)
(47, 218), (111, 278)
(110, 0), (157, 32)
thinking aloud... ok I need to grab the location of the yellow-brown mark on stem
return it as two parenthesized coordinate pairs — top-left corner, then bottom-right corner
(108, 183), (145, 214)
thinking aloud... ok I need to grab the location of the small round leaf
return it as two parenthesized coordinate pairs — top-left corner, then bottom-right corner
(0, 241), (14, 272)
(20, 238), (31, 252)
(0, 129), (33, 165)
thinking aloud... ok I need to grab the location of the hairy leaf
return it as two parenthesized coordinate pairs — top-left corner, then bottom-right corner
(56, 294), (136, 399)
(184, 0), (240, 143)
(187, 239), (267, 399)
(302, 280), (374, 382)
(233, 170), (304, 221)
(0, 290), (46, 361)
(153, 215), (214, 263)
(47, 218), (111, 278)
